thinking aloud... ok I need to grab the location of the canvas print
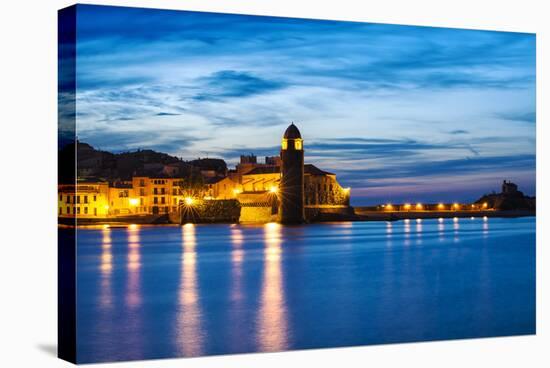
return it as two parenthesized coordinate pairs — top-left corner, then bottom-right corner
(58, 4), (536, 364)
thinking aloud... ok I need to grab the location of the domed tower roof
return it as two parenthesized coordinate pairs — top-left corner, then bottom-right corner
(283, 123), (302, 139)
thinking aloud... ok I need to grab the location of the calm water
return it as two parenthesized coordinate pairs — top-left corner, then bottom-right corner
(75, 217), (535, 363)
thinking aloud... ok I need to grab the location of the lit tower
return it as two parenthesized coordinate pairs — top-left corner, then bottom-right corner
(280, 122), (305, 224)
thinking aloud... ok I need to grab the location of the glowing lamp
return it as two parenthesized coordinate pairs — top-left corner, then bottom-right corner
(184, 197), (194, 206)
(415, 203), (423, 210)
(129, 198), (139, 206)
(269, 186), (278, 194)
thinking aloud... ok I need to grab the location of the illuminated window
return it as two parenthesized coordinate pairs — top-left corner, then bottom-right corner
(281, 139), (288, 150)
(295, 139), (303, 150)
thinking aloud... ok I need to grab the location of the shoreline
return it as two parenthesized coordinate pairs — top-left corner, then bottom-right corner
(353, 209), (535, 222)
(58, 209), (535, 228)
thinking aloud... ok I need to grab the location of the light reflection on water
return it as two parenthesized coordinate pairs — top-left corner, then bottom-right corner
(75, 217), (535, 364)
(257, 222), (288, 352)
(126, 226), (141, 307)
(99, 227), (112, 309)
(176, 223), (204, 357)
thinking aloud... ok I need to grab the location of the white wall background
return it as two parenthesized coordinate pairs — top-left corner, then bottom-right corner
(0, 1), (547, 367)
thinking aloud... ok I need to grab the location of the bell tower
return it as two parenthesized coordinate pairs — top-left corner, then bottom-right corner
(280, 123), (305, 224)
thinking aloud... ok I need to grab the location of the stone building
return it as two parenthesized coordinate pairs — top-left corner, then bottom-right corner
(58, 181), (110, 218)
(280, 123), (305, 223)
(233, 123), (350, 223)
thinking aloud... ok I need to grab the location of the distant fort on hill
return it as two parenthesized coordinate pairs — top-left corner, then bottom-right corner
(58, 123), (535, 225)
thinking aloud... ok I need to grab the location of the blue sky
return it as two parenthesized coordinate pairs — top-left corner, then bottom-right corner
(70, 5), (536, 205)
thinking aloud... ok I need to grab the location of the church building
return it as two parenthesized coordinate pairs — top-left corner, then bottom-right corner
(229, 123), (351, 223)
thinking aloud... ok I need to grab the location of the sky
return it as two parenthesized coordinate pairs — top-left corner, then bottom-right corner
(67, 4), (536, 205)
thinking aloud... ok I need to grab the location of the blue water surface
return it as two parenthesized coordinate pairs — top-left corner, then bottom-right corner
(75, 217), (536, 363)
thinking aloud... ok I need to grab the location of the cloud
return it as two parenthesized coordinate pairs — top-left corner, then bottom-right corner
(498, 110), (536, 124)
(156, 112), (181, 116)
(67, 5), (536, 201)
(193, 70), (286, 101)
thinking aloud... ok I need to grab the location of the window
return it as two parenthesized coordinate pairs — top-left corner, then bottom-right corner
(59, 207), (62, 215)
(72, 207), (76, 215)
(77, 207), (80, 214)
(84, 207), (88, 214)
(67, 207), (70, 214)
(67, 196), (71, 204)
(161, 188), (165, 195)
(140, 188), (145, 196)
(94, 208), (97, 216)
(84, 196), (88, 204)
(281, 139), (288, 150)
(295, 139), (303, 150)
(161, 197), (165, 204)
(93, 195), (97, 202)
(153, 188), (158, 195)
(59, 194), (63, 201)
(154, 197), (158, 204)
(172, 188), (177, 195)
(76, 195), (80, 204)
(140, 198), (144, 206)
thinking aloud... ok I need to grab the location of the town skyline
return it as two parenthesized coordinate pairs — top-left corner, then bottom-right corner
(67, 5), (536, 205)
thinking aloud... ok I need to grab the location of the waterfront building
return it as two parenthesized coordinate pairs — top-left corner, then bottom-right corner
(280, 123), (305, 223)
(131, 176), (186, 215)
(205, 176), (239, 199)
(59, 123), (351, 223)
(58, 181), (110, 218)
